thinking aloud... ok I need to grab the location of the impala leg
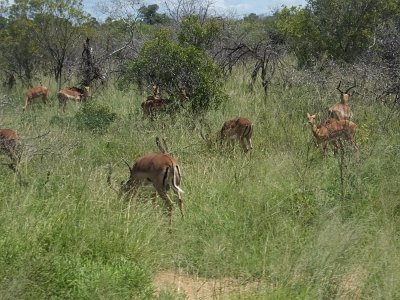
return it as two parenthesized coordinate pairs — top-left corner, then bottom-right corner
(330, 139), (339, 156)
(23, 98), (29, 112)
(158, 190), (173, 225)
(248, 137), (253, 150)
(320, 141), (328, 156)
(239, 137), (247, 152)
(120, 178), (141, 202)
(151, 191), (159, 208)
(349, 134), (359, 153)
(174, 190), (184, 219)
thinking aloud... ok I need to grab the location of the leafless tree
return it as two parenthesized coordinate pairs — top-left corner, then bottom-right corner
(213, 21), (287, 95)
(163, 0), (217, 23)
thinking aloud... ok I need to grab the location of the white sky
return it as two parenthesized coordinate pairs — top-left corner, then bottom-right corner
(84, 0), (307, 19)
(211, 0), (306, 15)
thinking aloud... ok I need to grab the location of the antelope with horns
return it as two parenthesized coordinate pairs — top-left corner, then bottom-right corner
(306, 113), (358, 156)
(220, 117), (254, 152)
(108, 138), (184, 224)
(58, 86), (90, 112)
(0, 128), (22, 171)
(23, 86), (50, 111)
(329, 80), (356, 121)
(141, 84), (166, 118)
(141, 85), (190, 118)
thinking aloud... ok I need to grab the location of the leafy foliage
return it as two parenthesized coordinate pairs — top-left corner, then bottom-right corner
(121, 30), (226, 112)
(1, 0), (91, 87)
(178, 15), (223, 50)
(75, 101), (117, 132)
(274, 0), (400, 66)
(138, 4), (170, 25)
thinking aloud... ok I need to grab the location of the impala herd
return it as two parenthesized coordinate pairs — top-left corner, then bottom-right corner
(23, 84), (90, 112)
(307, 80), (358, 156)
(1, 81), (359, 223)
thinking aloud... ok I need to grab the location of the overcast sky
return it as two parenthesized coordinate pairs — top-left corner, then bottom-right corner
(84, 0), (307, 19)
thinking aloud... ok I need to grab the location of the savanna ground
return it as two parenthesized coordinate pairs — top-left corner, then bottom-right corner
(1, 64), (400, 299)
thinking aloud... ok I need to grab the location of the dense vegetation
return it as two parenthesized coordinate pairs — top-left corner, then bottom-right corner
(1, 0), (400, 299)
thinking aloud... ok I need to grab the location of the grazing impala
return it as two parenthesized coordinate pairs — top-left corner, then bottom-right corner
(141, 85), (189, 118)
(220, 117), (254, 152)
(108, 152), (184, 224)
(23, 86), (50, 111)
(58, 86), (90, 112)
(307, 113), (358, 156)
(329, 80), (356, 121)
(141, 98), (167, 117)
(0, 128), (21, 171)
(141, 84), (166, 117)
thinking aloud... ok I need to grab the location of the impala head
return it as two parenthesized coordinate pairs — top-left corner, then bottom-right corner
(336, 80), (356, 103)
(82, 86), (90, 98)
(152, 84), (161, 98)
(306, 113), (317, 125)
(179, 87), (189, 102)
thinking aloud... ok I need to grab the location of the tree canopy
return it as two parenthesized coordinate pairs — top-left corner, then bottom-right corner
(274, 0), (399, 65)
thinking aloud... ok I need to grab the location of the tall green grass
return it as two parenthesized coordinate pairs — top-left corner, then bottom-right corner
(1, 66), (400, 299)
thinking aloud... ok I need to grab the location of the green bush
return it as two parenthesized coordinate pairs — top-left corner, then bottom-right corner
(120, 30), (226, 113)
(75, 101), (117, 133)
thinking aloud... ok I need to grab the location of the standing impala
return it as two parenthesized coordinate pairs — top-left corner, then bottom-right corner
(58, 86), (90, 112)
(0, 128), (21, 171)
(329, 80), (356, 121)
(220, 117), (254, 152)
(23, 86), (50, 111)
(108, 151), (184, 224)
(307, 113), (358, 156)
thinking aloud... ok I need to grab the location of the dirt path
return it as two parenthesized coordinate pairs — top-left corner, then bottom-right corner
(153, 270), (260, 299)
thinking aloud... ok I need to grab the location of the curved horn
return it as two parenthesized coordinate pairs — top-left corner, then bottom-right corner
(122, 158), (133, 172)
(156, 136), (168, 153)
(107, 162), (119, 193)
(336, 81), (343, 93)
(345, 79), (356, 94)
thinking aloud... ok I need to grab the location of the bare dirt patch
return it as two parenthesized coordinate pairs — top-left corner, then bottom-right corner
(153, 269), (260, 299)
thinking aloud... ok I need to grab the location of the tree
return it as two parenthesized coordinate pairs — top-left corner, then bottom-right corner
(4, 0), (92, 89)
(32, 0), (91, 89)
(120, 30), (226, 112)
(164, 0), (217, 23)
(138, 4), (169, 25)
(212, 14), (287, 94)
(178, 15), (223, 50)
(0, 14), (42, 85)
(274, 0), (399, 65)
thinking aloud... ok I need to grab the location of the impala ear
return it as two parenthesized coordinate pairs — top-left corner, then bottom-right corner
(307, 113), (310, 118)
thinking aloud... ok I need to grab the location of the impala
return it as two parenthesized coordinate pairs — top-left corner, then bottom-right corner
(141, 98), (167, 117)
(307, 113), (358, 156)
(179, 87), (189, 102)
(23, 86), (50, 111)
(141, 86), (189, 118)
(329, 80), (356, 121)
(0, 128), (21, 171)
(108, 151), (184, 224)
(141, 84), (166, 117)
(220, 117), (254, 152)
(58, 86), (90, 112)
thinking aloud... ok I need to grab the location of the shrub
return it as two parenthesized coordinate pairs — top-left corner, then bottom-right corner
(120, 30), (226, 113)
(75, 101), (117, 133)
